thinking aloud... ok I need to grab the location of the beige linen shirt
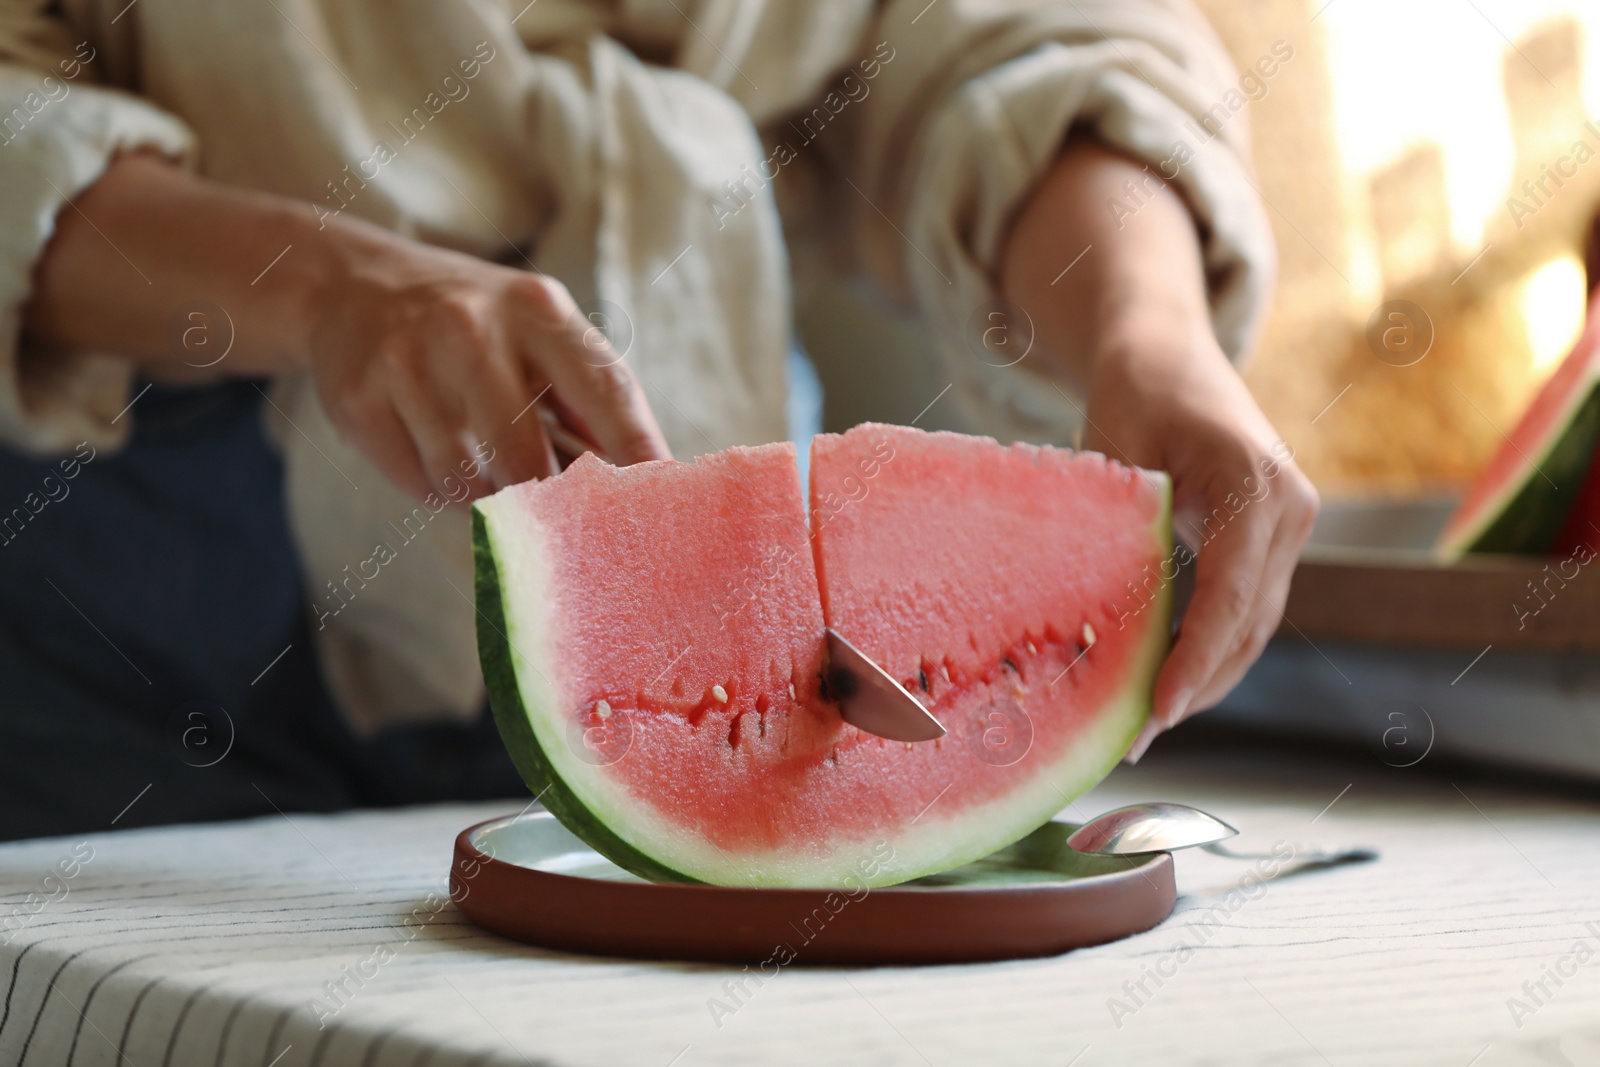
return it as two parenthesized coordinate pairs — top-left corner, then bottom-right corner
(0, 0), (1273, 730)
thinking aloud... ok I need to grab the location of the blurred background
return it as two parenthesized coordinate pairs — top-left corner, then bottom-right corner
(800, 0), (1600, 504)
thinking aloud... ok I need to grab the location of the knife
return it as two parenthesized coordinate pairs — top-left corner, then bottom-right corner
(825, 627), (946, 742)
(537, 404), (607, 466)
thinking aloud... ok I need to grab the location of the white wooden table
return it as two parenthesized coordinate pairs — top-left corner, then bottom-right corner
(4, 737), (1600, 1067)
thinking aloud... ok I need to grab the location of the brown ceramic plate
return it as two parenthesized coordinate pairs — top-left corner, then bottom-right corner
(451, 812), (1175, 964)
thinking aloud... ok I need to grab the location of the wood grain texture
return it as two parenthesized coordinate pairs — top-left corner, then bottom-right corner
(1280, 551), (1600, 652)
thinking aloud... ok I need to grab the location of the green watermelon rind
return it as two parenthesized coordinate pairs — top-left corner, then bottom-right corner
(1442, 382), (1600, 558)
(472, 506), (696, 883)
(472, 472), (1171, 888)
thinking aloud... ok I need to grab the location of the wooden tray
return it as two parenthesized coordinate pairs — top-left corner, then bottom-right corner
(1219, 501), (1600, 779)
(450, 812), (1174, 964)
(1281, 546), (1600, 653)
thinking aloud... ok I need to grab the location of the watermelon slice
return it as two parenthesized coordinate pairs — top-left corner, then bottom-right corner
(1437, 291), (1600, 559)
(472, 424), (1172, 887)
(1552, 452), (1600, 556)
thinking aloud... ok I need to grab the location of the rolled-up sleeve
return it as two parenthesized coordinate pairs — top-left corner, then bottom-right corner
(0, 5), (194, 456)
(847, 0), (1276, 443)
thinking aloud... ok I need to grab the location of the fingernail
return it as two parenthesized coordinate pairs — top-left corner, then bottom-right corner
(1164, 688), (1194, 725)
(1124, 720), (1161, 764)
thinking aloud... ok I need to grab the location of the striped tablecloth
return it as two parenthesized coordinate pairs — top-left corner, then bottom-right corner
(4, 739), (1600, 1067)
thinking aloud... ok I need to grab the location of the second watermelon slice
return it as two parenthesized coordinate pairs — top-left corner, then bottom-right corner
(1437, 289), (1600, 559)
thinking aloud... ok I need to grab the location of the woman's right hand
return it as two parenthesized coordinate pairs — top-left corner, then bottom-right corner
(24, 152), (671, 502)
(302, 239), (671, 502)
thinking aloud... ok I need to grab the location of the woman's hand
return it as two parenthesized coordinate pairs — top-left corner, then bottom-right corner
(1083, 320), (1318, 759)
(24, 152), (671, 502)
(304, 239), (669, 502)
(1001, 136), (1318, 757)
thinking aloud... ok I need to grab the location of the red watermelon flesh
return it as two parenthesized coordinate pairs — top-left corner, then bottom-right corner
(1437, 290), (1600, 559)
(810, 424), (1171, 844)
(472, 425), (1172, 886)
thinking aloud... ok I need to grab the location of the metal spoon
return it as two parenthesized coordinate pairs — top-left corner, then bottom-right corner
(1067, 802), (1375, 865)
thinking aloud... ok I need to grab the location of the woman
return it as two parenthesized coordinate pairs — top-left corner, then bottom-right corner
(0, 0), (1316, 839)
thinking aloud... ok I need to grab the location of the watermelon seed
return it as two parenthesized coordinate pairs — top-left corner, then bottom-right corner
(1082, 622), (1097, 647)
(712, 684), (729, 704)
(940, 664), (951, 683)
(1026, 640), (1038, 656)
(595, 699), (612, 720)
(1001, 657), (1019, 674)
(788, 682), (797, 700)
(917, 668), (930, 693)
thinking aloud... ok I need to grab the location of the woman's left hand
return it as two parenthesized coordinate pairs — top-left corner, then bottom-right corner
(1000, 136), (1318, 758)
(1081, 318), (1318, 759)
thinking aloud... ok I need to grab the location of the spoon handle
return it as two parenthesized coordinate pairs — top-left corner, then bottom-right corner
(1200, 841), (1376, 865)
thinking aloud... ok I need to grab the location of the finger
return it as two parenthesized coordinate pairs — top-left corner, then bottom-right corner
(460, 364), (557, 492)
(1124, 719), (1161, 764)
(417, 298), (555, 493)
(387, 357), (471, 498)
(462, 409), (558, 494)
(1151, 497), (1274, 729)
(543, 390), (605, 456)
(509, 277), (671, 465)
(344, 402), (433, 503)
(490, 403), (560, 486)
(1183, 571), (1282, 718)
(537, 424), (561, 474)
(1183, 480), (1319, 717)
(499, 374), (562, 478)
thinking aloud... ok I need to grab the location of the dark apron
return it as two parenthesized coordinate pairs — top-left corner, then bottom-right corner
(0, 379), (522, 841)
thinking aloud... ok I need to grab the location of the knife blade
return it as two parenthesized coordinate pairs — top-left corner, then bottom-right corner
(825, 627), (946, 743)
(536, 403), (609, 466)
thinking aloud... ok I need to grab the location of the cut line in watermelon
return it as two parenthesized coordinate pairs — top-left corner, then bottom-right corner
(473, 424), (1172, 887)
(1437, 289), (1600, 559)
